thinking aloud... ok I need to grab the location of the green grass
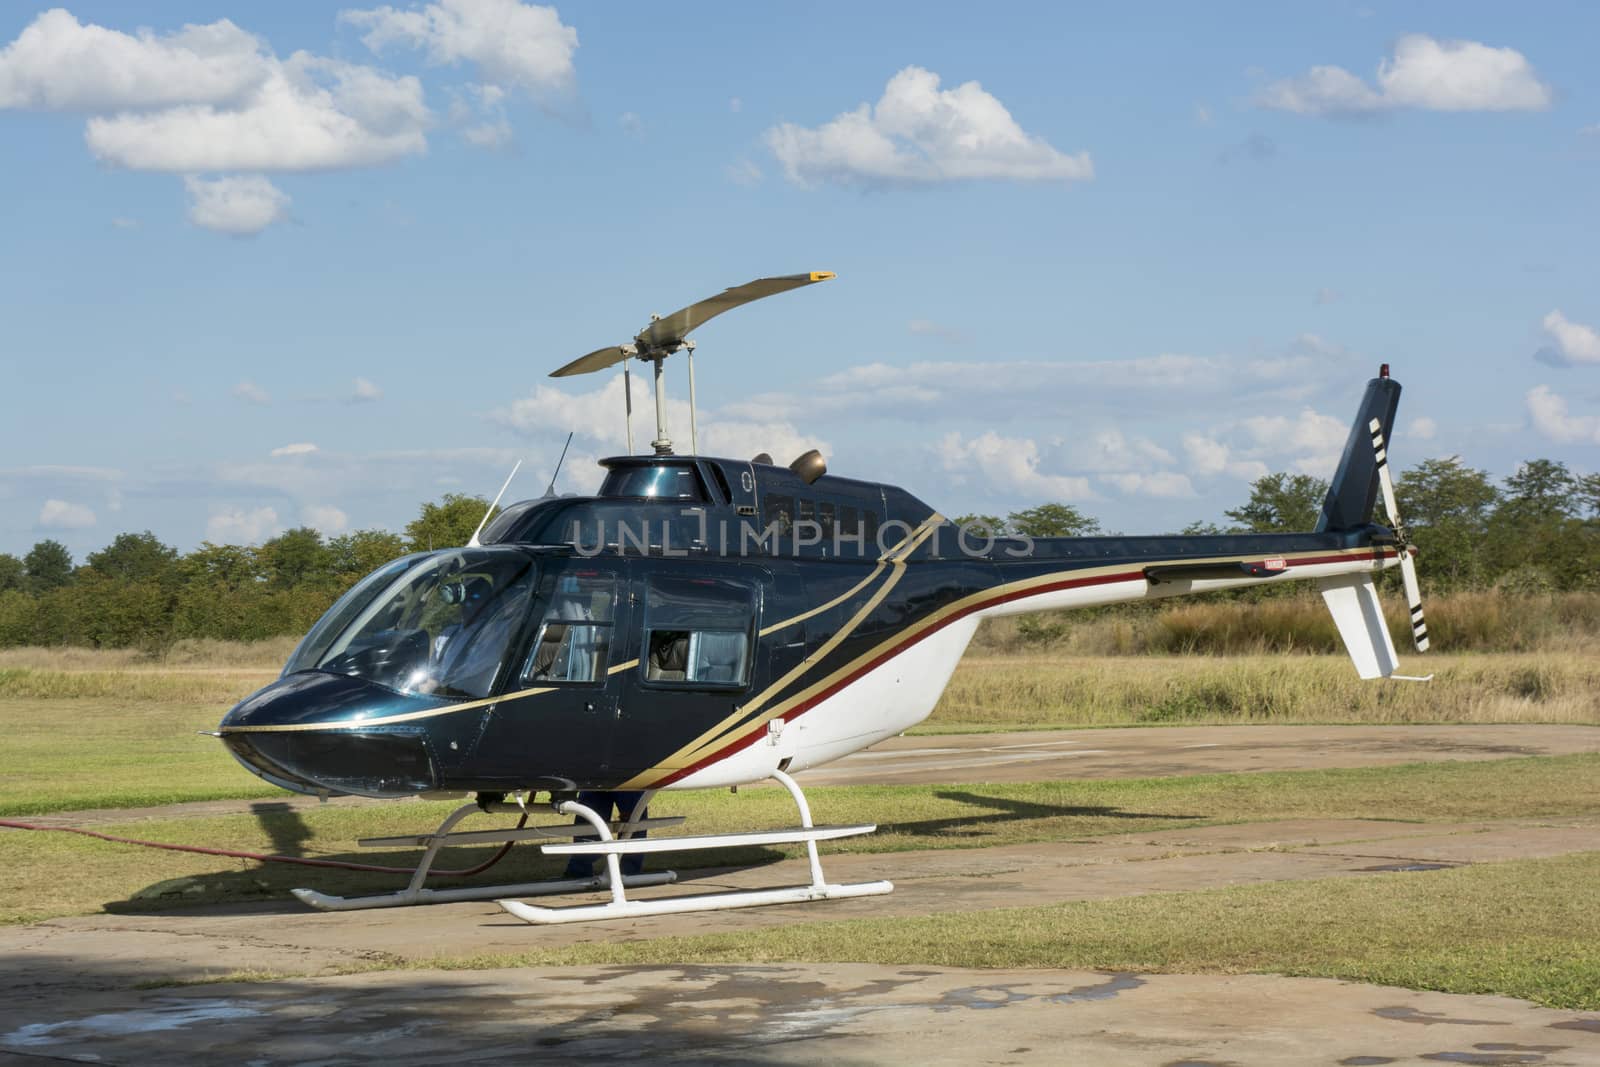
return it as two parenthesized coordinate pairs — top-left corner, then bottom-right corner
(421, 851), (1600, 1011)
(0, 697), (282, 815)
(4, 755), (1598, 926)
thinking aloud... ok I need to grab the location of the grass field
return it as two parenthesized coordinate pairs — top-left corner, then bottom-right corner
(1, 639), (1597, 814)
(3, 755), (1597, 926)
(424, 851), (1600, 1011)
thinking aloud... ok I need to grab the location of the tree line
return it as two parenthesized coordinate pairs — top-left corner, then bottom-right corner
(2, 458), (1596, 650)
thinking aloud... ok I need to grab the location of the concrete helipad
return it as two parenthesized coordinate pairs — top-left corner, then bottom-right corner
(4, 723), (1598, 1064)
(3, 965), (1598, 1065)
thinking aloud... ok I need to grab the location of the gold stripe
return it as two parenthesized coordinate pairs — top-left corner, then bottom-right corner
(759, 563), (884, 637)
(616, 514), (945, 787)
(619, 543), (1388, 786)
(219, 683), (557, 734)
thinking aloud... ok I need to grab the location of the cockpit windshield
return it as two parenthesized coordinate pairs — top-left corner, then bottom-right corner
(285, 548), (537, 700)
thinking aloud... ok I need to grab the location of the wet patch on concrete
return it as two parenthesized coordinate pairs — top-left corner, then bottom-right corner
(1420, 1046), (1559, 1065)
(1376, 1006), (1510, 1027)
(934, 972), (1144, 1013)
(1339, 1058), (1397, 1065)
(1360, 862), (1457, 872)
(1550, 1018), (1600, 1033)
(2, 997), (262, 1047)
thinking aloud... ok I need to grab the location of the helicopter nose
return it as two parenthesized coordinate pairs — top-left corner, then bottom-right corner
(220, 672), (443, 797)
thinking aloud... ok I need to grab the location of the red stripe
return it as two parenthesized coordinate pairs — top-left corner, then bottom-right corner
(651, 549), (1390, 786)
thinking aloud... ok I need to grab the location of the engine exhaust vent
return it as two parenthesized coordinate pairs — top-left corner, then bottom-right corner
(789, 449), (827, 485)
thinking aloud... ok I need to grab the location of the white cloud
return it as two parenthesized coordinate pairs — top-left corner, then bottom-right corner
(342, 0), (578, 95)
(1100, 471), (1196, 499)
(86, 55), (428, 173)
(729, 97), (742, 114)
(1259, 34), (1552, 116)
(619, 110), (642, 136)
(111, 216), (139, 229)
(1181, 433), (1269, 481)
(1526, 385), (1600, 444)
(1240, 407), (1349, 476)
(449, 82), (511, 148)
(233, 380), (271, 405)
(1538, 309), (1600, 366)
(938, 431), (1094, 501)
(490, 373), (827, 468)
(349, 377), (383, 402)
(0, 9), (269, 112)
(206, 505), (282, 544)
(302, 504), (349, 535)
(765, 66), (1093, 186)
(1065, 429), (1175, 473)
(1410, 416), (1437, 441)
(185, 174), (289, 235)
(270, 442), (319, 457)
(0, 10), (433, 238)
(38, 499), (96, 530)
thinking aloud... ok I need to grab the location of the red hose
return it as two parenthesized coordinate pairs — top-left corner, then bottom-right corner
(0, 813), (528, 878)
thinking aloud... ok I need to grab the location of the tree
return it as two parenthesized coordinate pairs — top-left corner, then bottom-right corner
(1499, 459), (1577, 526)
(86, 531), (178, 585)
(258, 527), (328, 589)
(23, 539), (74, 593)
(0, 553), (22, 593)
(327, 529), (408, 580)
(1394, 457), (1498, 589)
(1579, 473), (1600, 520)
(179, 542), (263, 590)
(404, 494), (494, 552)
(951, 513), (1007, 537)
(1006, 503), (1101, 538)
(1224, 473), (1329, 533)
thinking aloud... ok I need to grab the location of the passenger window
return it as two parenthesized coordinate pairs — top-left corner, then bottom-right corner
(863, 510), (879, 543)
(521, 573), (616, 684)
(817, 502), (835, 540)
(797, 499), (814, 524)
(838, 505), (860, 548)
(764, 493), (794, 535)
(642, 575), (756, 689)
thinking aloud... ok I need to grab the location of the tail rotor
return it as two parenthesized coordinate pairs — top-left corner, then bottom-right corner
(1368, 418), (1430, 652)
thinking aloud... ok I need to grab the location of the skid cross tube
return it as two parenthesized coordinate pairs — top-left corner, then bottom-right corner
(290, 799), (676, 911)
(498, 769), (893, 924)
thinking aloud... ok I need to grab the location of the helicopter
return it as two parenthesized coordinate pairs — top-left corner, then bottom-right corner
(218, 272), (1429, 922)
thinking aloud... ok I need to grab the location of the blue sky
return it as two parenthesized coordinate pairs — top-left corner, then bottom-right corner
(2, 1), (1597, 559)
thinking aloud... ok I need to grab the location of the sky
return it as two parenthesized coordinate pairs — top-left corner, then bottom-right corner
(1, 1), (1597, 560)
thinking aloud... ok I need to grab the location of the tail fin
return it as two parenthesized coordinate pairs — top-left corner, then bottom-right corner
(1316, 366), (1402, 532)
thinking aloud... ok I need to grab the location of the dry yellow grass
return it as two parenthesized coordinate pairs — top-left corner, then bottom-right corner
(929, 652), (1600, 731)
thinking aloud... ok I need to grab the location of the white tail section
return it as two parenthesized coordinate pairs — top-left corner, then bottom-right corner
(1317, 573), (1400, 680)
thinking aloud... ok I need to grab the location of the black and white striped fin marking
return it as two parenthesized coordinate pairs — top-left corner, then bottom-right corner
(1368, 417), (1388, 469)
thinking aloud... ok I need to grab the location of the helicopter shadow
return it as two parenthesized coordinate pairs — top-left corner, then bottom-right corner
(103, 803), (788, 918)
(874, 790), (1201, 841)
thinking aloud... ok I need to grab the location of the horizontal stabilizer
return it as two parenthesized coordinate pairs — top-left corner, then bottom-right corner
(1318, 573), (1399, 679)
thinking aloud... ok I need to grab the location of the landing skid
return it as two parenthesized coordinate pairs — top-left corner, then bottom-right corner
(499, 768), (894, 924)
(291, 796), (681, 912)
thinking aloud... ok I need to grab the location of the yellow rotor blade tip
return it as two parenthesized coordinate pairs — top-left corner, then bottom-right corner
(809, 271), (836, 282)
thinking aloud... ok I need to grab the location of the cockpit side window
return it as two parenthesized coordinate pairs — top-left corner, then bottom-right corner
(307, 549), (537, 700)
(520, 572), (617, 685)
(641, 575), (756, 689)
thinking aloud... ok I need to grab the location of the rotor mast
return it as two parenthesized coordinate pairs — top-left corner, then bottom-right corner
(549, 271), (835, 456)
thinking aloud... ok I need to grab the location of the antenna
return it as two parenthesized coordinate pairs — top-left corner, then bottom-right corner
(544, 431), (574, 497)
(549, 272), (835, 457)
(466, 459), (522, 547)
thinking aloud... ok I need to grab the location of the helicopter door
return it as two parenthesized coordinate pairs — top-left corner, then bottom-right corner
(471, 563), (632, 782)
(609, 566), (768, 779)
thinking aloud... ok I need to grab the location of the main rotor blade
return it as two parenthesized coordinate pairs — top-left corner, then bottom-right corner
(635, 271), (835, 350)
(551, 345), (632, 378)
